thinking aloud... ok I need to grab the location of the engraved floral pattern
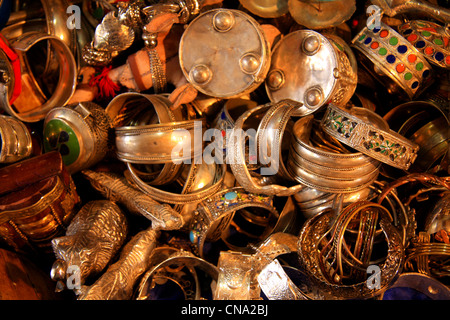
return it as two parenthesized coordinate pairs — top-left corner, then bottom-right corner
(325, 110), (358, 139)
(362, 131), (407, 162)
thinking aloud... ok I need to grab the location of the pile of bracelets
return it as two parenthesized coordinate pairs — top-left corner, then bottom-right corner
(0, 0), (449, 302)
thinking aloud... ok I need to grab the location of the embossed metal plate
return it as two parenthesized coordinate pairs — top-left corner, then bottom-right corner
(179, 9), (271, 99)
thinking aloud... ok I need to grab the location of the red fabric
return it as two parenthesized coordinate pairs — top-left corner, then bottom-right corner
(89, 65), (120, 100)
(0, 33), (21, 105)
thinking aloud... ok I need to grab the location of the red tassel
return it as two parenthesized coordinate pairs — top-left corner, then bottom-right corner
(89, 65), (120, 99)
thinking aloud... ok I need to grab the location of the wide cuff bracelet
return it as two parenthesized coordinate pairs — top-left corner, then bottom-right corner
(351, 21), (433, 100)
(321, 104), (420, 171)
(398, 20), (450, 69)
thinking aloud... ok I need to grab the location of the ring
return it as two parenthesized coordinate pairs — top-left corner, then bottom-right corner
(321, 104), (420, 170)
(43, 102), (112, 174)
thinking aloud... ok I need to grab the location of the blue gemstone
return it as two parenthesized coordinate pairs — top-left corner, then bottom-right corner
(224, 191), (238, 201)
(189, 230), (197, 243)
(415, 41), (425, 49)
(220, 111), (227, 120)
(402, 29), (413, 35)
(435, 52), (445, 62)
(386, 55), (396, 64)
(411, 81), (419, 89)
(364, 37), (372, 45)
(423, 69), (430, 78)
(373, 27), (380, 33)
(397, 45), (407, 54)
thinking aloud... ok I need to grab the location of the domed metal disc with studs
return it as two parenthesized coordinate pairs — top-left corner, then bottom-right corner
(179, 9), (271, 99)
(265, 30), (357, 116)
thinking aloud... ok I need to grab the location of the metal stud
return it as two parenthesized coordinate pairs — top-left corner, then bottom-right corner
(190, 64), (212, 85)
(213, 10), (235, 32)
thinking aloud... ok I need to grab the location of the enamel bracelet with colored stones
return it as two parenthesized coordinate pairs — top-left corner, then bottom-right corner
(398, 20), (450, 69)
(351, 21), (433, 100)
(189, 187), (278, 258)
(320, 104), (419, 171)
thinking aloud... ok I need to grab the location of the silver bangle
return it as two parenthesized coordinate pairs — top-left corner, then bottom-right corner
(116, 119), (205, 164)
(106, 92), (187, 185)
(126, 161), (226, 206)
(0, 32), (77, 123)
(229, 102), (304, 196)
(136, 249), (219, 300)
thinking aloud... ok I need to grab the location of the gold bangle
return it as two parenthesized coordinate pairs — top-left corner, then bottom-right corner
(0, 114), (33, 163)
(298, 202), (404, 299)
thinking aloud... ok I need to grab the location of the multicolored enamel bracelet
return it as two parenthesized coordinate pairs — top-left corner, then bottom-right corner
(352, 21), (433, 100)
(321, 104), (419, 171)
(398, 20), (450, 69)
